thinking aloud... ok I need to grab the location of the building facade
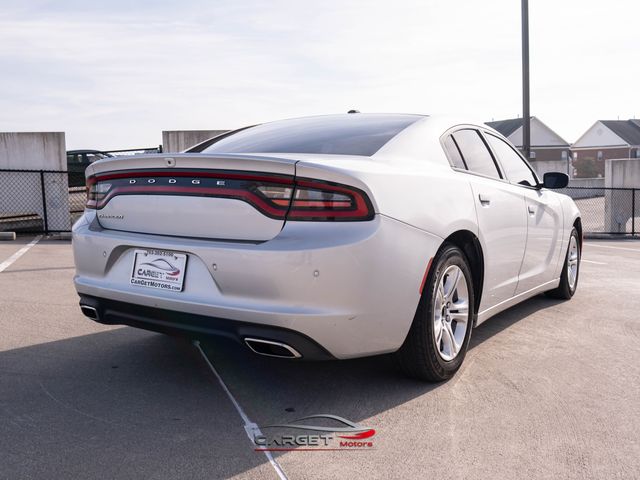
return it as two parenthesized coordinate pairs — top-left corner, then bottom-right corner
(486, 117), (571, 177)
(571, 120), (640, 178)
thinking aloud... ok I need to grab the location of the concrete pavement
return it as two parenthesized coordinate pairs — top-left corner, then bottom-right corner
(0, 238), (638, 479)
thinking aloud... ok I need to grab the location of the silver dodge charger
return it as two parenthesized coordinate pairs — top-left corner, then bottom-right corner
(73, 113), (581, 381)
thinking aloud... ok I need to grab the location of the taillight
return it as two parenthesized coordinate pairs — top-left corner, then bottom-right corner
(286, 179), (374, 221)
(86, 178), (111, 209)
(85, 170), (374, 221)
(254, 178), (373, 220)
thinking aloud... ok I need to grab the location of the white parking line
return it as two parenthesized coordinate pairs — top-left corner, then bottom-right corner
(582, 259), (607, 265)
(193, 341), (288, 480)
(0, 235), (42, 273)
(585, 243), (639, 253)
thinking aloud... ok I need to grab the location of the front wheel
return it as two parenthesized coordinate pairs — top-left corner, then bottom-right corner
(546, 227), (580, 299)
(396, 244), (475, 382)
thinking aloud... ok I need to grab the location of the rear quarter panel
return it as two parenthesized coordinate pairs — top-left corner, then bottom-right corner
(295, 159), (478, 241)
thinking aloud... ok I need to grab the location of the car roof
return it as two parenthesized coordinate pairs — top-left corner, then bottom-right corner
(193, 113), (497, 165)
(373, 114), (493, 164)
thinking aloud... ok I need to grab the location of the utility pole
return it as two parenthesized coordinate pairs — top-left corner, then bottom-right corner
(522, 0), (531, 159)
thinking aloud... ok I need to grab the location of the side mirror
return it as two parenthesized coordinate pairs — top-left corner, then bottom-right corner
(542, 172), (569, 189)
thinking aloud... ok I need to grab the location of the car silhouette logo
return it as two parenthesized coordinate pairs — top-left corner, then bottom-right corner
(139, 258), (180, 276)
(261, 414), (376, 440)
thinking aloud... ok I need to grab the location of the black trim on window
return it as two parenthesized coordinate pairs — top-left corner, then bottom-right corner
(481, 131), (540, 189)
(475, 130), (505, 179)
(440, 125), (544, 187)
(449, 136), (467, 169)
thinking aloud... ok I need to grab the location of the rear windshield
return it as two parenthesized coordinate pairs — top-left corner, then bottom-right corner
(202, 114), (421, 157)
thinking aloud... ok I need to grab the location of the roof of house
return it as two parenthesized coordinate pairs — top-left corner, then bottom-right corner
(485, 117), (527, 137)
(486, 116), (569, 147)
(600, 120), (640, 146)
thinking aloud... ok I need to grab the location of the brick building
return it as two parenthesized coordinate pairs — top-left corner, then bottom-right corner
(571, 120), (640, 178)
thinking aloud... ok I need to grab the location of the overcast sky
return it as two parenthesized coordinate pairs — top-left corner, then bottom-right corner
(0, 0), (638, 150)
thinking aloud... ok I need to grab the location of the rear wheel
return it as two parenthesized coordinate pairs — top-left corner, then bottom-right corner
(396, 244), (475, 382)
(546, 227), (580, 299)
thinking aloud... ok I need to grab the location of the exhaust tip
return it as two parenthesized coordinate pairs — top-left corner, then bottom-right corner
(80, 305), (99, 321)
(244, 337), (302, 359)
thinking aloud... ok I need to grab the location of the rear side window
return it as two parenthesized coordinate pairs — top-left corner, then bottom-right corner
(451, 129), (501, 179)
(442, 135), (466, 169)
(485, 134), (538, 187)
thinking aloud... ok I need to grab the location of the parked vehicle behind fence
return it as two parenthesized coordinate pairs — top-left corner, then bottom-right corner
(67, 150), (113, 187)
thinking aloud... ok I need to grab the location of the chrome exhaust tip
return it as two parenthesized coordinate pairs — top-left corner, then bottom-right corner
(80, 305), (100, 321)
(244, 338), (302, 359)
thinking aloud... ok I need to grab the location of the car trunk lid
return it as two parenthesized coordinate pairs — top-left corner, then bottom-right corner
(86, 154), (297, 242)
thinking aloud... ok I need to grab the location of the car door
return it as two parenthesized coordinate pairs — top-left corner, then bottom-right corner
(445, 129), (528, 313)
(483, 133), (563, 293)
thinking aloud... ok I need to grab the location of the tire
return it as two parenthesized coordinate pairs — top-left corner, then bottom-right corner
(396, 243), (475, 382)
(546, 227), (580, 300)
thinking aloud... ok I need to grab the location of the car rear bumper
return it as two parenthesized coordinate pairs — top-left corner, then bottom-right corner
(78, 294), (334, 360)
(72, 212), (442, 359)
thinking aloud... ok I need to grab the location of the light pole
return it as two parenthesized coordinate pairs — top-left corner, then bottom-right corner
(522, 0), (530, 159)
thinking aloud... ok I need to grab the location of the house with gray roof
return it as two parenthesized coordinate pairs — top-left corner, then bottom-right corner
(571, 120), (640, 178)
(486, 116), (571, 177)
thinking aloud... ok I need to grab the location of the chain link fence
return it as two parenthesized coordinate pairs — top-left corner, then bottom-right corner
(0, 169), (85, 233)
(0, 169), (638, 236)
(558, 186), (638, 236)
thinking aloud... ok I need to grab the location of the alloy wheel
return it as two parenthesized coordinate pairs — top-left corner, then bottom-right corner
(567, 235), (579, 290)
(433, 265), (470, 361)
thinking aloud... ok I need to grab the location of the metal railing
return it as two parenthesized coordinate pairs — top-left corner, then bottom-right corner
(102, 146), (162, 156)
(0, 169), (638, 236)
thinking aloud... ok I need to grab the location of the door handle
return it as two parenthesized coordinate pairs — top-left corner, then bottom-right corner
(478, 193), (491, 206)
(528, 205), (536, 215)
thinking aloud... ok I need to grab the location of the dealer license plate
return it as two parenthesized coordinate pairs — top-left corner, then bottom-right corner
(130, 249), (187, 292)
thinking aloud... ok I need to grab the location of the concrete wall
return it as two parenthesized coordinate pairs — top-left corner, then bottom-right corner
(0, 132), (66, 170)
(564, 178), (606, 200)
(162, 130), (229, 153)
(0, 132), (70, 231)
(568, 178), (606, 188)
(606, 158), (640, 188)
(604, 158), (640, 232)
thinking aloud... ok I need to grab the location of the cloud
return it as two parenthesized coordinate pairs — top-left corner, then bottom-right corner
(0, 0), (638, 148)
